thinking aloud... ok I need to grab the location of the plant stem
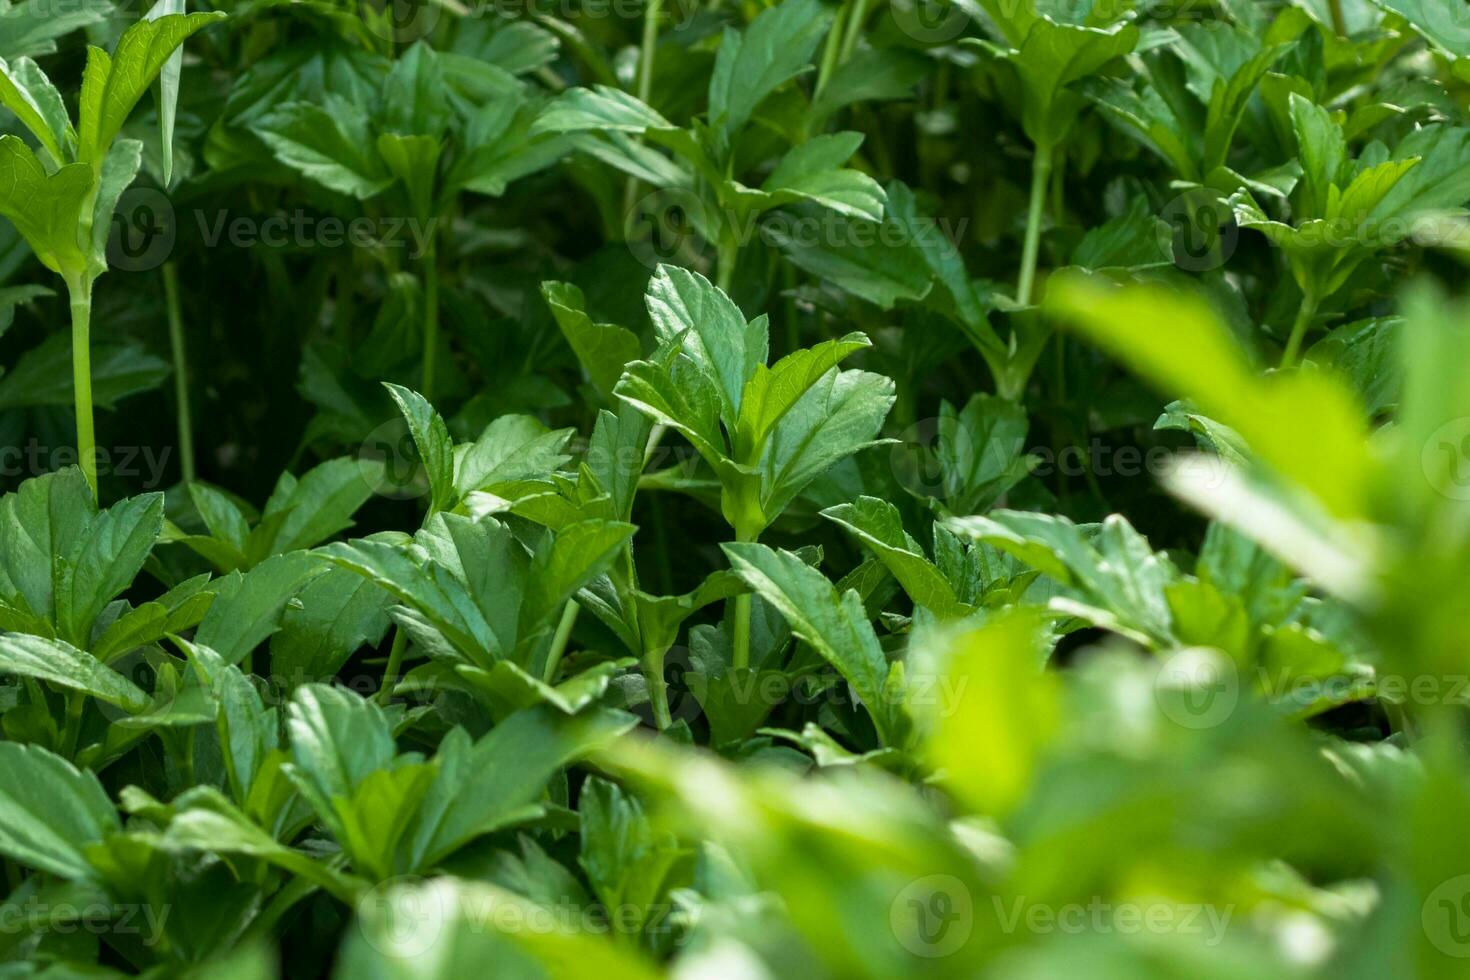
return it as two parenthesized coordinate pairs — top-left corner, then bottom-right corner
(1016, 143), (1053, 308)
(636, 0), (662, 106)
(731, 525), (757, 671)
(621, 0), (664, 217)
(68, 281), (98, 500)
(59, 692), (85, 760)
(644, 645), (673, 730)
(1327, 0), (1347, 35)
(1280, 289), (1319, 369)
(378, 630), (408, 705)
(838, 0), (872, 64)
(420, 251), (440, 401)
(814, 1), (849, 98)
(543, 600), (580, 683)
(716, 224), (739, 294)
(163, 263), (195, 484)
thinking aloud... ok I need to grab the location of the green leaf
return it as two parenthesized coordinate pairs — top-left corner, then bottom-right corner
(77, 12), (226, 166)
(767, 205), (935, 310)
(144, 0), (186, 185)
(756, 132), (886, 222)
(272, 567), (393, 683)
(822, 497), (972, 619)
(533, 84), (674, 134)
(255, 457), (378, 558)
(89, 137), (143, 272)
(948, 510), (1178, 645)
(414, 706), (637, 866)
(286, 684), (399, 808)
(455, 415), (574, 498)
(927, 614), (1057, 817)
(0, 633), (150, 711)
(735, 332), (872, 458)
(384, 383), (457, 514)
(252, 98), (393, 200)
(645, 264), (768, 432)
(542, 281), (643, 400)
(723, 542), (905, 747)
(55, 490), (164, 646)
(0, 135), (91, 278)
(195, 551), (327, 665)
(1289, 93), (1346, 221)
(0, 0), (111, 61)
(809, 47), (929, 126)
(341, 878), (663, 979)
(0, 334), (169, 411)
(381, 41), (452, 139)
(0, 56), (70, 163)
(707, 0), (829, 144)
(1045, 275), (1377, 523)
(0, 741), (118, 880)
(758, 368), (896, 521)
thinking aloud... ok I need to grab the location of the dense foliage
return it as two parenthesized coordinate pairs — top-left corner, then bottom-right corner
(1, 0), (1469, 976)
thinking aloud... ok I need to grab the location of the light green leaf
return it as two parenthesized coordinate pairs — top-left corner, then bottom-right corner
(0, 633), (149, 711)
(822, 497), (972, 619)
(722, 542), (905, 746)
(0, 741), (118, 880)
(77, 12), (226, 166)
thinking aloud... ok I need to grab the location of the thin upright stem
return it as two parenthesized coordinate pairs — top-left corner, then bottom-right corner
(69, 281), (97, 500)
(644, 645), (673, 730)
(1016, 143), (1053, 308)
(731, 525), (757, 671)
(378, 629), (408, 705)
(838, 0), (872, 64)
(163, 263), (195, 484)
(622, 0), (664, 217)
(420, 251), (440, 401)
(544, 600), (581, 684)
(814, 1), (849, 98)
(1280, 290), (1319, 369)
(716, 224), (739, 294)
(59, 692), (85, 760)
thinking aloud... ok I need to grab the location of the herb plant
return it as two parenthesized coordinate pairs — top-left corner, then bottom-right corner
(0, 2), (1469, 978)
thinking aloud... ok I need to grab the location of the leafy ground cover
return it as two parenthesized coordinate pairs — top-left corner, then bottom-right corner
(1, 0), (1469, 976)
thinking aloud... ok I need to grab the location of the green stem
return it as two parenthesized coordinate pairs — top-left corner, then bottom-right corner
(1016, 143), (1053, 308)
(1327, 0), (1347, 35)
(59, 692), (85, 760)
(544, 601), (580, 684)
(1280, 290), (1319, 369)
(731, 525), (757, 671)
(838, 0), (872, 64)
(378, 629), (408, 705)
(644, 645), (673, 730)
(420, 250), (440, 401)
(68, 281), (97, 500)
(716, 223), (739, 294)
(813, 1), (849, 98)
(163, 263), (195, 484)
(621, 0), (664, 218)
